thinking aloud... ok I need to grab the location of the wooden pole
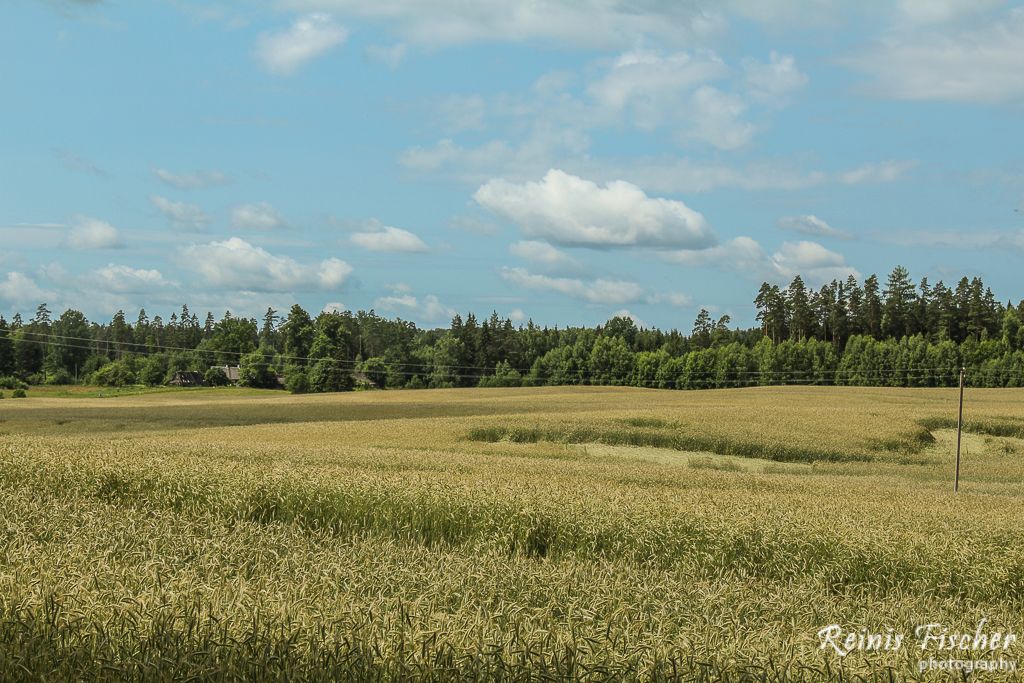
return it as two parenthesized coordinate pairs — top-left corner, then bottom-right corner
(954, 367), (965, 494)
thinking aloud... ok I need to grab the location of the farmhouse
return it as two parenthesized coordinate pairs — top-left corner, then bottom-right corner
(168, 371), (203, 387)
(210, 365), (241, 383)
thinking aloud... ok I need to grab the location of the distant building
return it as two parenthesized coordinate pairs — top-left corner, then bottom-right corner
(169, 371), (204, 387)
(210, 365), (241, 383)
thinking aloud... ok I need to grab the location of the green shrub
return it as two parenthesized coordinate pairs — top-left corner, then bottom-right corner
(81, 354), (109, 377)
(91, 360), (137, 387)
(45, 368), (75, 385)
(359, 357), (388, 388)
(239, 347), (279, 389)
(308, 359), (353, 393)
(138, 355), (169, 386)
(478, 361), (522, 388)
(204, 367), (230, 387)
(284, 367), (310, 394)
(12, 388), (27, 398)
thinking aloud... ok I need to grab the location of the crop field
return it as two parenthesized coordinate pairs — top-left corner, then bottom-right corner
(2, 385), (1024, 681)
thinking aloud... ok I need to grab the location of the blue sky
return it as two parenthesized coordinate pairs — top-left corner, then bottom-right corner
(2, 1), (1023, 331)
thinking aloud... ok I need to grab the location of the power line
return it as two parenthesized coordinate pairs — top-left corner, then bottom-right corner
(0, 328), (1010, 379)
(2, 329), (1017, 389)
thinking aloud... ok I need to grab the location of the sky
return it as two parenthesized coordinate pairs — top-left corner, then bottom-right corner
(2, 0), (1023, 331)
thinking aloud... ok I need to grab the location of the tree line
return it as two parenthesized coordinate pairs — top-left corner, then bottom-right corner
(1, 266), (1023, 393)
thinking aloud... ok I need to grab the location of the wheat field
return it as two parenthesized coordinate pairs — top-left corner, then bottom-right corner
(2, 385), (1023, 681)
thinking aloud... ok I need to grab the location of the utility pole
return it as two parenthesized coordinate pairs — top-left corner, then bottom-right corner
(954, 367), (965, 494)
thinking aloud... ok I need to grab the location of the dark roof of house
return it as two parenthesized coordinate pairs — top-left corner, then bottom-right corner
(211, 365), (241, 381)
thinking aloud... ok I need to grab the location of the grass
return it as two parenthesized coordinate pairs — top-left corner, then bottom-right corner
(24, 384), (272, 399)
(1, 385), (1024, 680)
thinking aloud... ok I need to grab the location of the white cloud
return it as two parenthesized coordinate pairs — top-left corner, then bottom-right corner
(772, 240), (861, 285)
(648, 291), (694, 307)
(0, 272), (54, 308)
(318, 257), (353, 288)
(878, 229), (1024, 251)
(448, 213), (501, 235)
(666, 236), (769, 273)
(153, 168), (229, 189)
(770, 241), (853, 282)
(180, 237), (352, 292)
(56, 149), (105, 176)
(151, 196), (209, 231)
(586, 49), (757, 149)
(743, 51), (809, 104)
(839, 160), (917, 185)
(402, 134), (915, 194)
(350, 224), (428, 252)
(846, 8), (1024, 102)
(777, 215), (851, 239)
(896, 0), (1005, 25)
(507, 240), (581, 273)
(280, 1), (724, 50)
(724, 1), (845, 27)
(435, 94), (487, 132)
(255, 13), (348, 75)
(500, 266), (645, 305)
(66, 216), (123, 249)
(406, 48), (802, 164)
(93, 264), (175, 293)
(685, 85), (755, 150)
(665, 237), (859, 286)
(365, 42), (407, 69)
(400, 127), (591, 182)
(373, 292), (455, 323)
(232, 202), (288, 230)
(509, 308), (526, 323)
(587, 49), (728, 122)
(323, 301), (347, 313)
(475, 169), (715, 249)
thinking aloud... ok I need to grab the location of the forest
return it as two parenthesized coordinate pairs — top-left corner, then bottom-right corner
(2, 266), (1024, 392)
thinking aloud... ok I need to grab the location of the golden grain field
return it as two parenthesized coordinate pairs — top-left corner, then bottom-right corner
(1, 385), (1023, 681)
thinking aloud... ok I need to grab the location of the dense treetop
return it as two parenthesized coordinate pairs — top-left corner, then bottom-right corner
(1, 266), (1023, 392)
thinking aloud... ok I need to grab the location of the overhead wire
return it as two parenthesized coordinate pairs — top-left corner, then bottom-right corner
(1, 329), (1017, 389)
(0, 328), (1005, 379)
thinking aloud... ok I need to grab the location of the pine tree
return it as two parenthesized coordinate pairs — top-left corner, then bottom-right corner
(829, 280), (849, 347)
(881, 265), (915, 340)
(931, 281), (955, 341)
(260, 307), (280, 349)
(845, 275), (863, 337)
(691, 309), (713, 349)
(110, 310), (132, 358)
(787, 276), (813, 341)
(754, 283), (774, 339)
(915, 278), (932, 339)
(954, 277), (971, 342)
(33, 303), (52, 328)
(135, 309), (150, 346)
(281, 305), (314, 363)
(863, 275), (882, 339)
